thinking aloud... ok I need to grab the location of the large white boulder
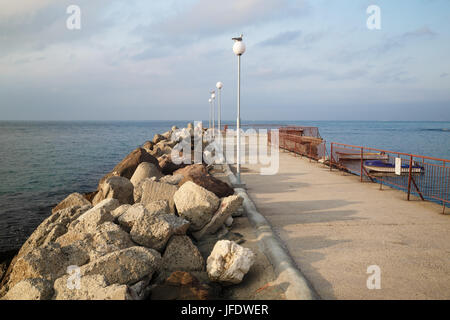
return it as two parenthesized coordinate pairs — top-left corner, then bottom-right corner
(173, 181), (220, 231)
(206, 240), (255, 285)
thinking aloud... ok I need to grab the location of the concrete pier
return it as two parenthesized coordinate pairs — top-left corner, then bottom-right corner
(241, 142), (450, 300)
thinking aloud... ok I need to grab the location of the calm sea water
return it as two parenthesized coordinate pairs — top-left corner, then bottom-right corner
(0, 120), (449, 252)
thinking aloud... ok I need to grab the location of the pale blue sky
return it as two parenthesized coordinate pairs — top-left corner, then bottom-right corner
(0, 0), (449, 120)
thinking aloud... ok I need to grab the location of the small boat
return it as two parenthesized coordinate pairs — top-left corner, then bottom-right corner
(363, 160), (424, 175)
(336, 152), (389, 161)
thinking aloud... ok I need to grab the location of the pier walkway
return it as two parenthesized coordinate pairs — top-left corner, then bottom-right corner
(241, 145), (450, 299)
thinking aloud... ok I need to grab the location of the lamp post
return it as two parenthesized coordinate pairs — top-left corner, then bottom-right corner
(216, 82), (223, 134)
(232, 34), (245, 185)
(210, 90), (216, 136)
(208, 98), (212, 129)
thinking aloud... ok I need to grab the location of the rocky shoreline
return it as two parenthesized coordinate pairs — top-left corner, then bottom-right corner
(0, 123), (256, 300)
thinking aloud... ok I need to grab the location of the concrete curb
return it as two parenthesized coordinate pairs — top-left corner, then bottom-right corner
(222, 164), (320, 300)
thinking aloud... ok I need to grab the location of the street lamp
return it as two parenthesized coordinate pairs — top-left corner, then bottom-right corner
(216, 82), (223, 134)
(210, 90), (216, 135)
(208, 98), (212, 129)
(232, 34), (245, 185)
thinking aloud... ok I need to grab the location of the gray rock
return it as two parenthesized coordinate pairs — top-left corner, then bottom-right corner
(173, 181), (220, 231)
(192, 195), (243, 240)
(1, 278), (54, 300)
(80, 246), (161, 285)
(130, 214), (173, 251)
(162, 236), (204, 272)
(93, 176), (134, 206)
(130, 162), (163, 186)
(140, 180), (178, 213)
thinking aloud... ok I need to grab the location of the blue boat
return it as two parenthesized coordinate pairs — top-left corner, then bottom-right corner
(364, 160), (424, 175)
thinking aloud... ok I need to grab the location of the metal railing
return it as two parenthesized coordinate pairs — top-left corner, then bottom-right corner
(268, 126), (449, 213)
(330, 142), (450, 213)
(269, 127), (327, 161)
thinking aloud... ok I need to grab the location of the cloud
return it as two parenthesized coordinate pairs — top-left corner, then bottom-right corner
(257, 30), (302, 46)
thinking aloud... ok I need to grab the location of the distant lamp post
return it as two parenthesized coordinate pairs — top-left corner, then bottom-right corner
(216, 82), (223, 134)
(232, 34), (245, 185)
(208, 98), (213, 129)
(210, 90), (216, 135)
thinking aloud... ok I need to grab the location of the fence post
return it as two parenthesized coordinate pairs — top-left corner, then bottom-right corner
(330, 143), (333, 171)
(407, 155), (413, 201)
(360, 147), (364, 182)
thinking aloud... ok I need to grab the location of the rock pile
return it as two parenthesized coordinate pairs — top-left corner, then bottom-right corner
(0, 124), (254, 300)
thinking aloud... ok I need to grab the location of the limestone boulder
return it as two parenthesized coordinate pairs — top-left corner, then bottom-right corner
(80, 246), (161, 285)
(53, 274), (131, 300)
(192, 195), (243, 240)
(130, 162), (163, 186)
(160, 174), (185, 185)
(110, 204), (131, 220)
(130, 214), (173, 251)
(15, 205), (92, 260)
(173, 181), (220, 231)
(142, 141), (154, 152)
(117, 203), (148, 232)
(158, 154), (187, 175)
(1, 278), (54, 300)
(140, 180), (178, 213)
(162, 236), (204, 272)
(160, 214), (190, 235)
(98, 147), (160, 186)
(89, 222), (135, 260)
(93, 176), (134, 206)
(144, 200), (170, 216)
(52, 193), (91, 214)
(7, 242), (90, 289)
(153, 134), (164, 144)
(133, 177), (156, 202)
(206, 240), (255, 285)
(69, 207), (114, 234)
(175, 164), (234, 198)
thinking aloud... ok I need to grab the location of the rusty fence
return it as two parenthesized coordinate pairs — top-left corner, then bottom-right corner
(330, 142), (450, 213)
(267, 126), (449, 212)
(268, 127), (327, 161)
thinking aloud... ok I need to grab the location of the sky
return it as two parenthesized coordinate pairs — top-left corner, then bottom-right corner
(0, 0), (449, 121)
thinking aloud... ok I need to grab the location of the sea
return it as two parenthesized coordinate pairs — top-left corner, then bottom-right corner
(0, 120), (449, 253)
